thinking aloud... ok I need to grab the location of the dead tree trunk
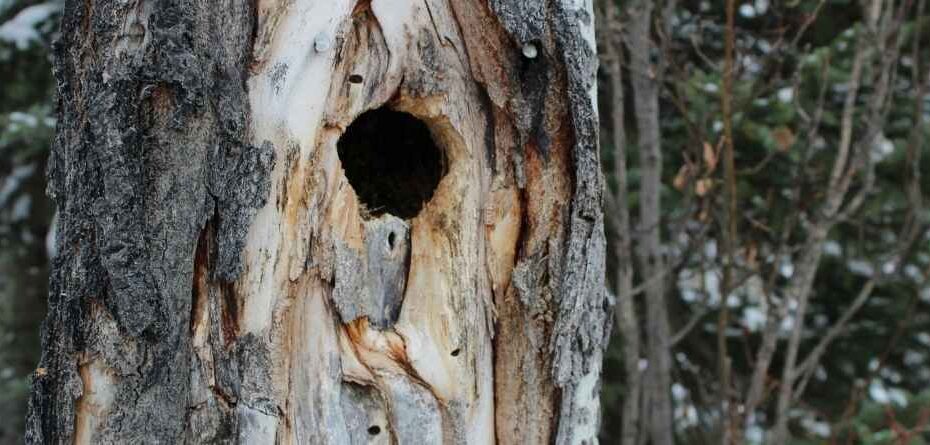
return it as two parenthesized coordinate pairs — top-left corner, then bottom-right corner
(27, 0), (609, 443)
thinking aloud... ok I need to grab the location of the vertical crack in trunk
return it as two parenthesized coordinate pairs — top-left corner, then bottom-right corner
(219, 282), (241, 348)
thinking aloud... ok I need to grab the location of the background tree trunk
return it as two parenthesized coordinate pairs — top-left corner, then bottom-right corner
(26, 0), (609, 443)
(623, 2), (674, 444)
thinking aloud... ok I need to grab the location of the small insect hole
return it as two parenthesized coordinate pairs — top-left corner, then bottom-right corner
(451, 348), (461, 357)
(348, 74), (363, 84)
(387, 232), (396, 250)
(368, 425), (381, 435)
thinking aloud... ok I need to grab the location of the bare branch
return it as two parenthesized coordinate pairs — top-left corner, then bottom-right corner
(826, 31), (867, 198)
(720, 1), (739, 440)
(792, 279), (876, 400)
(670, 307), (709, 347)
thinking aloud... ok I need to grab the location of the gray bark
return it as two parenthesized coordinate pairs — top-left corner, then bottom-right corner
(623, 2), (674, 444)
(27, 0), (610, 444)
(597, 1), (641, 444)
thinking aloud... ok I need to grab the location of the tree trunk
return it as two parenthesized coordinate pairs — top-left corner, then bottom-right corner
(623, 2), (673, 444)
(27, 0), (609, 444)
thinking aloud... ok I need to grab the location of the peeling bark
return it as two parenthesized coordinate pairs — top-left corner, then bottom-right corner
(28, 0), (609, 443)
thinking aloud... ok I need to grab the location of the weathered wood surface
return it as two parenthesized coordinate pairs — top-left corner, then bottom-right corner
(28, 0), (609, 443)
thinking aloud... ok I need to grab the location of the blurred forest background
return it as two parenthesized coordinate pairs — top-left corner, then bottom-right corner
(0, 0), (928, 443)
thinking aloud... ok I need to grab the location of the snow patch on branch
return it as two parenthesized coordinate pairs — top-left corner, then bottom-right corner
(0, 2), (59, 49)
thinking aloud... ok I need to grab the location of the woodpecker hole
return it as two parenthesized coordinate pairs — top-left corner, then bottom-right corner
(451, 348), (461, 357)
(387, 232), (396, 250)
(337, 108), (446, 219)
(368, 425), (381, 435)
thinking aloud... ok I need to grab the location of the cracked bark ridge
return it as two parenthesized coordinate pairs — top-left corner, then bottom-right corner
(30, 0), (270, 443)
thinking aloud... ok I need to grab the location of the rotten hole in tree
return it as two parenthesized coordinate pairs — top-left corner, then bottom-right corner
(338, 108), (446, 219)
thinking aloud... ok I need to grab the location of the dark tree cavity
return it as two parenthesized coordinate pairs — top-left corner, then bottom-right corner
(337, 108), (446, 219)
